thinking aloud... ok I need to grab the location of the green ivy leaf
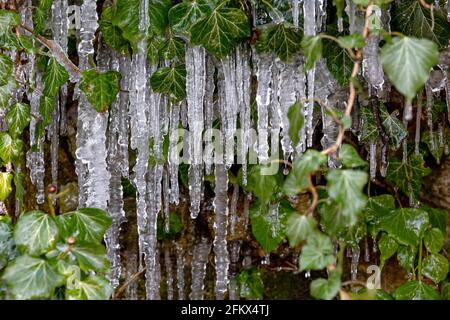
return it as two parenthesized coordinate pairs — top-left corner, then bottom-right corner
(425, 207), (448, 234)
(5, 103), (31, 137)
(13, 171), (24, 209)
(424, 228), (444, 254)
(247, 165), (282, 204)
(69, 241), (110, 273)
(99, 6), (130, 55)
(285, 214), (317, 247)
(379, 233), (399, 268)
(339, 144), (367, 168)
(0, 78), (17, 108)
(59, 208), (112, 243)
(380, 37), (439, 101)
(66, 275), (113, 300)
(80, 70), (121, 112)
(422, 130), (444, 164)
(326, 169), (368, 226)
(299, 233), (335, 271)
(394, 280), (441, 300)
(255, 23), (302, 62)
(380, 208), (429, 247)
(392, 0), (450, 49)
(323, 26), (353, 86)
(337, 33), (365, 49)
(287, 101), (304, 145)
(2, 255), (63, 300)
(397, 245), (417, 273)
(0, 132), (22, 163)
(421, 253), (449, 284)
(0, 216), (15, 270)
(168, 0), (212, 34)
(301, 35), (322, 70)
(190, 7), (250, 58)
(236, 267), (264, 300)
(365, 194), (396, 236)
(14, 211), (59, 256)
(310, 271), (341, 300)
(39, 95), (55, 127)
(359, 106), (378, 143)
(386, 154), (431, 200)
(283, 150), (327, 196)
(379, 104), (408, 150)
(111, 0), (143, 50)
(33, 0), (52, 34)
(0, 172), (12, 201)
(0, 54), (13, 86)
(43, 58), (69, 98)
(150, 64), (186, 101)
(159, 36), (185, 60)
(149, 0), (173, 36)
(0, 10), (20, 35)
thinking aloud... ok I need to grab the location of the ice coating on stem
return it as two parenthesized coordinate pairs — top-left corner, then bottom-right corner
(213, 164), (230, 300)
(304, 0), (316, 147)
(363, 35), (385, 94)
(190, 237), (211, 300)
(186, 46), (206, 219)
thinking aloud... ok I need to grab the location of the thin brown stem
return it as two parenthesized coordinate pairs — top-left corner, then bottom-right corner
(114, 268), (147, 299)
(306, 174), (318, 215)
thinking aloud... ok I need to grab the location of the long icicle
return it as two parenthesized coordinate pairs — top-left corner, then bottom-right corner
(190, 237), (212, 300)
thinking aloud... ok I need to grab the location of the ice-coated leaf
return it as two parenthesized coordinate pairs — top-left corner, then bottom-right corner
(283, 150), (327, 196)
(79, 70), (121, 112)
(0, 78), (17, 108)
(364, 194), (396, 236)
(394, 280), (441, 300)
(190, 7), (250, 58)
(14, 211), (59, 256)
(159, 36), (185, 60)
(5, 103), (31, 137)
(247, 165), (283, 204)
(380, 208), (429, 247)
(310, 271), (341, 300)
(379, 233), (399, 267)
(0, 10), (20, 35)
(150, 64), (186, 101)
(43, 58), (69, 98)
(69, 241), (110, 272)
(0, 132), (22, 163)
(255, 23), (302, 62)
(99, 6), (129, 55)
(286, 214), (317, 247)
(424, 228), (444, 254)
(287, 101), (304, 145)
(299, 233), (335, 271)
(39, 95), (55, 127)
(168, 0), (212, 34)
(379, 104), (407, 150)
(380, 37), (438, 100)
(339, 144), (367, 168)
(66, 275), (113, 300)
(0, 172), (12, 202)
(301, 35), (322, 70)
(421, 253), (449, 284)
(397, 245), (417, 273)
(2, 255), (63, 300)
(236, 267), (264, 300)
(0, 54), (13, 86)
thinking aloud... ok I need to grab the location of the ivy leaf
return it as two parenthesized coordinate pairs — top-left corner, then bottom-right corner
(283, 150), (327, 196)
(422, 130), (444, 164)
(59, 208), (112, 243)
(359, 106), (379, 143)
(394, 280), (441, 300)
(99, 6), (129, 55)
(0, 10), (20, 35)
(148, 36), (164, 64)
(364, 194), (396, 236)
(425, 207), (448, 234)
(80, 70), (121, 112)
(337, 33), (365, 49)
(323, 26), (353, 86)
(168, 0), (212, 34)
(299, 233), (335, 271)
(0, 54), (13, 86)
(69, 241), (110, 272)
(255, 23), (302, 62)
(2, 255), (63, 300)
(111, 0), (143, 50)
(39, 95), (55, 127)
(287, 101), (304, 145)
(159, 36), (185, 60)
(0, 172), (12, 201)
(43, 58), (69, 97)
(0, 132), (23, 163)
(310, 271), (341, 300)
(421, 253), (449, 284)
(190, 7), (250, 58)
(380, 208), (429, 247)
(32, 0), (52, 34)
(247, 165), (282, 204)
(66, 275), (113, 300)
(236, 267), (264, 300)
(326, 169), (368, 226)
(5, 103), (31, 137)
(150, 64), (187, 101)
(397, 245), (417, 273)
(148, 0), (172, 36)
(379, 104), (407, 150)
(0, 216), (15, 270)
(380, 37), (439, 101)
(386, 154), (431, 200)
(285, 214), (317, 247)
(379, 233), (399, 268)
(0, 78), (17, 108)
(14, 211), (59, 256)
(339, 144), (367, 168)
(392, 0), (450, 49)
(301, 35), (322, 70)
(424, 228), (444, 254)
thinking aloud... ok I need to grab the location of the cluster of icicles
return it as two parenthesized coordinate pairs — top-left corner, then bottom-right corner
(12, 0), (450, 299)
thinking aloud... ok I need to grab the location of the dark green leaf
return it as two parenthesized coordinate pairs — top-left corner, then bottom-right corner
(285, 214), (317, 247)
(66, 275), (113, 300)
(337, 33), (365, 49)
(0, 216), (15, 269)
(323, 29), (353, 86)
(70, 241), (110, 272)
(33, 0), (52, 34)
(39, 95), (55, 127)
(247, 165), (282, 204)
(359, 106), (379, 143)
(380, 208), (429, 247)
(299, 233), (335, 271)
(287, 101), (304, 145)
(5, 103), (31, 137)
(60, 208), (112, 243)
(379, 233), (399, 268)
(150, 64), (186, 101)
(43, 58), (69, 97)
(424, 228), (444, 254)
(425, 207), (448, 234)
(422, 130), (444, 164)
(0, 78), (17, 108)
(159, 36), (185, 60)
(339, 144), (367, 168)
(310, 271), (341, 300)
(0, 54), (13, 86)
(380, 37), (439, 101)
(0, 10), (20, 34)
(111, 0), (143, 50)
(149, 0), (173, 36)
(301, 35), (322, 70)
(99, 6), (130, 55)
(394, 280), (441, 300)
(397, 245), (417, 273)
(168, 0), (212, 34)
(80, 70), (121, 112)
(421, 253), (449, 284)
(379, 104), (407, 150)
(237, 267), (264, 300)
(255, 23), (302, 62)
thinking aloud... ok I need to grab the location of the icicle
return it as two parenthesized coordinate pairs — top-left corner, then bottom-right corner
(372, 235), (378, 253)
(364, 238), (370, 262)
(176, 244), (185, 300)
(190, 237), (212, 300)
(445, 73), (450, 124)
(293, 0), (300, 31)
(380, 142), (388, 177)
(164, 243), (174, 300)
(268, 202), (280, 238)
(118, 56), (131, 178)
(204, 56), (215, 176)
(163, 168), (170, 234)
(261, 253), (271, 265)
(351, 246), (360, 281)
(186, 46), (205, 219)
(304, 0), (317, 147)
(415, 93), (422, 155)
(76, 0), (110, 210)
(228, 241), (241, 300)
(213, 164), (230, 300)
(169, 102), (180, 204)
(254, 52), (273, 163)
(425, 83), (435, 150)
(229, 184), (239, 237)
(369, 142), (377, 181)
(363, 35), (384, 94)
